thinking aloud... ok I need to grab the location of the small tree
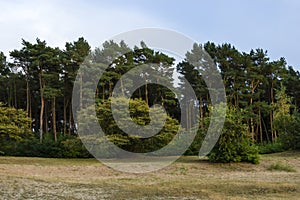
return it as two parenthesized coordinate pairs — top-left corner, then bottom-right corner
(0, 103), (33, 154)
(208, 107), (260, 164)
(273, 84), (300, 150)
(279, 112), (300, 150)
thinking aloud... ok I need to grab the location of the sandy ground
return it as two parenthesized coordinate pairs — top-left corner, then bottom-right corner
(0, 152), (299, 199)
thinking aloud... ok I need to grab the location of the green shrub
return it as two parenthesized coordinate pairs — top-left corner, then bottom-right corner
(61, 137), (91, 158)
(16, 134), (62, 158)
(15, 134), (91, 158)
(94, 97), (180, 153)
(184, 123), (208, 156)
(267, 162), (296, 172)
(272, 86), (300, 151)
(208, 108), (260, 164)
(258, 140), (285, 154)
(278, 112), (300, 150)
(0, 103), (33, 155)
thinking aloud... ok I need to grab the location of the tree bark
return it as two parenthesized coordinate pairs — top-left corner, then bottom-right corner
(250, 79), (260, 142)
(270, 111), (274, 142)
(52, 97), (57, 142)
(145, 77), (148, 105)
(63, 97), (67, 136)
(14, 79), (17, 108)
(44, 101), (48, 134)
(270, 80), (276, 142)
(26, 80), (30, 116)
(199, 97), (204, 127)
(186, 101), (189, 130)
(120, 75), (125, 96)
(69, 106), (73, 135)
(79, 72), (83, 110)
(39, 70), (45, 143)
(259, 107), (263, 143)
(29, 94), (32, 130)
(250, 96), (255, 142)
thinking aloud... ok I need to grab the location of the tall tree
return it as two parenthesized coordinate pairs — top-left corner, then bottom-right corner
(63, 37), (90, 135)
(43, 47), (63, 141)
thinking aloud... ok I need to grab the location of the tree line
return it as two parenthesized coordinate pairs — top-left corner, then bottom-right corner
(0, 37), (299, 162)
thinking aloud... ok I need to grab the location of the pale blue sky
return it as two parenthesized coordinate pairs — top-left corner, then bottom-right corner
(1, 0), (300, 71)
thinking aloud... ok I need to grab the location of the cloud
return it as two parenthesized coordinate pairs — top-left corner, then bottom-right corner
(0, 0), (167, 56)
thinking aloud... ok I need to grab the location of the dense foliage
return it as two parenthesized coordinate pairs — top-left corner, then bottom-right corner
(84, 97), (180, 154)
(0, 37), (299, 163)
(208, 108), (260, 164)
(0, 103), (32, 155)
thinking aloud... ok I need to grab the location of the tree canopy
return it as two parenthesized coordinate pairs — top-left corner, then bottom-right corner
(0, 37), (299, 162)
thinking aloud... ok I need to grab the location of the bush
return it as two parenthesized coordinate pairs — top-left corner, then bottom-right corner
(184, 121), (208, 156)
(208, 108), (260, 164)
(278, 112), (300, 150)
(0, 103), (33, 155)
(273, 86), (300, 150)
(258, 140), (285, 154)
(16, 134), (63, 157)
(61, 137), (91, 158)
(267, 162), (296, 172)
(94, 97), (180, 153)
(15, 134), (91, 158)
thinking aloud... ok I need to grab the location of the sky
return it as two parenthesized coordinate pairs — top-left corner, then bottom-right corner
(1, 0), (300, 71)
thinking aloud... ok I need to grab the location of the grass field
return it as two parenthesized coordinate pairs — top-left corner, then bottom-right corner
(0, 151), (299, 200)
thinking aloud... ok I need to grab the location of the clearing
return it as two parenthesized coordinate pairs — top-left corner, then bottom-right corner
(0, 151), (299, 199)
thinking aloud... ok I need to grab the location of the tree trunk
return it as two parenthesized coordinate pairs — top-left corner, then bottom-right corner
(102, 86), (105, 101)
(270, 111), (274, 142)
(44, 101), (48, 134)
(250, 117), (255, 141)
(79, 72), (83, 110)
(199, 97), (204, 127)
(145, 77), (148, 105)
(39, 96), (44, 143)
(270, 80), (275, 142)
(63, 97), (67, 136)
(259, 107), (263, 143)
(52, 97), (57, 142)
(186, 101), (190, 130)
(8, 81), (12, 107)
(69, 106), (72, 135)
(29, 94), (32, 130)
(26, 80), (30, 116)
(39, 71), (44, 143)
(95, 87), (99, 99)
(109, 82), (112, 97)
(250, 96), (255, 142)
(14, 79), (17, 108)
(14, 80), (18, 109)
(262, 116), (270, 143)
(120, 75), (125, 96)
(249, 80), (259, 142)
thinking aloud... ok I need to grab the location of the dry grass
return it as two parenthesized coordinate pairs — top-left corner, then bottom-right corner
(0, 151), (299, 199)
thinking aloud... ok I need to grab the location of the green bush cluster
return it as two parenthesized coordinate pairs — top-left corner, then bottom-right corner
(3, 134), (91, 158)
(3, 99), (297, 164)
(208, 108), (260, 164)
(95, 97), (180, 154)
(257, 140), (285, 154)
(277, 112), (300, 151)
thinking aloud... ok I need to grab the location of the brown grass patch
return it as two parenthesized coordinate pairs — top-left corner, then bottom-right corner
(0, 152), (299, 199)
